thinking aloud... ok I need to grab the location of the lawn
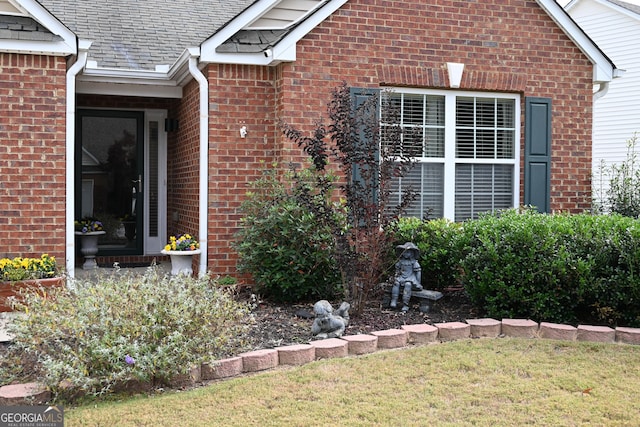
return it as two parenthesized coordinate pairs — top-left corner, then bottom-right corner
(66, 338), (640, 426)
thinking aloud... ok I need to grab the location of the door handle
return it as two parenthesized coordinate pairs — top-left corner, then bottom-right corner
(132, 175), (142, 193)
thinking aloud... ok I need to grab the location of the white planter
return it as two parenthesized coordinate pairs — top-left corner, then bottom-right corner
(161, 249), (201, 276)
(75, 231), (106, 270)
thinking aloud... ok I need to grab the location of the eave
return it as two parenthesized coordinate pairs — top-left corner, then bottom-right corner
(536, 0), (618, 83)
(200, 0), (348, 65)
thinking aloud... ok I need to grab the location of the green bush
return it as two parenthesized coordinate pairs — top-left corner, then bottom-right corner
(390, 217), (468, 290)
(460, 209), (589, 323)
(572, 214), (640, 326)
(0, 267), (251, 400)
(234, 165), (343, 302)
(459, 209), (640, 326)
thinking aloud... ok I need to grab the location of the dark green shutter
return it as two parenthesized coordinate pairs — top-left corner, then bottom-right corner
(350, 87), (380, 202)
(524, 97), (552, 213)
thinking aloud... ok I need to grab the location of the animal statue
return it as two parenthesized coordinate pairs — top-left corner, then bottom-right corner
(311, 300), (350, 339)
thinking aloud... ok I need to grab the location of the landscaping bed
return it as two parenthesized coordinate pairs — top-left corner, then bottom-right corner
(237, 287), (481, 354)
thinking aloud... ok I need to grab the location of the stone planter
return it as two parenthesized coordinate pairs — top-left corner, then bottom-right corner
(0, 276), (64, 312)
(161, 249), (201, 276)
(75, 231), (106, 270)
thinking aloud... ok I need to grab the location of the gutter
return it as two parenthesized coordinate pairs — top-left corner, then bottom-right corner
(66, 40), (92, 281)
(594, 69), (625, 101)
(593, 82), (609, 101)
(187, 48), (209, 277)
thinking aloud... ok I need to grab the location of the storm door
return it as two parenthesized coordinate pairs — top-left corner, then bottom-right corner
(76, 110), (145, 255)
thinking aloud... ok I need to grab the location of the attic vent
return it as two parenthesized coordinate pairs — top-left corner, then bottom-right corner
(245, 0), (327, 30)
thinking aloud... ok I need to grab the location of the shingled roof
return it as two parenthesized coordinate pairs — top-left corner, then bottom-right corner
(35, 0), (256, 70)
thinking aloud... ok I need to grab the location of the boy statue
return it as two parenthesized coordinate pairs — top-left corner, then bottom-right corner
(391, 242), (422, 312)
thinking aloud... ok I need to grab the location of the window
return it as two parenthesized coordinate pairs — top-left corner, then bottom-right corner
(385, 89), (520, 221)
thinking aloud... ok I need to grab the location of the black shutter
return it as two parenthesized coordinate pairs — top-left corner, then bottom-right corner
(524, 97), (552, 213)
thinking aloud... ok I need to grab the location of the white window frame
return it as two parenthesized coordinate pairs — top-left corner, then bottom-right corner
(386, 87), (521, 221)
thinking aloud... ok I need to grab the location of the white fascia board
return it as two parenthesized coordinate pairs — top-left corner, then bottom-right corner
(12, 0), (76, 55)
(536, 0), (615, 83)
(76, 79), (182, 98)
(0, 39), (76, 55)
(76, 48), (198, 97)
(204, 43), (296, 65)
(200, 0), (347, 65)
(77, 67), (182, 98)
(168, 47), (203, 86)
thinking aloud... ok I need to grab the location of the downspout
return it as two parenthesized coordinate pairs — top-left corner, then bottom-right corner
(593, 82), (609, 101)
(188, 48), (209, 276)
(66, 40), (92, 280)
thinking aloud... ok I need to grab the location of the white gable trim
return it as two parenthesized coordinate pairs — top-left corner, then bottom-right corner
(200, 0), (348, 65)
(6, 0), (76, 55)
(536, 0), (616, 83)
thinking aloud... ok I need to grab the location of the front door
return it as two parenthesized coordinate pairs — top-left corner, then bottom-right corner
(76, 109), (166, 256)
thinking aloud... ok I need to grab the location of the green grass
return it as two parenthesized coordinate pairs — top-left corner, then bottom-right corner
(66, 338), (640, 426)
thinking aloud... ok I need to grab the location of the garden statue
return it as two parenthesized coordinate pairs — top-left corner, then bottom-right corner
(391, 242), (422, 312)
(311, 300), (350, 339)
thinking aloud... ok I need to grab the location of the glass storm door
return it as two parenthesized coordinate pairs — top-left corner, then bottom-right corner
(77, 110), (144, 255)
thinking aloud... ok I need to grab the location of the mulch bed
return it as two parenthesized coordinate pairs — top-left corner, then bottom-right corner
(238, 287), (483, 352)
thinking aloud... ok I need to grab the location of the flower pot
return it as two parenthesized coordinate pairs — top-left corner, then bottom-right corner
(0, 276), (64, 312)
(75, 231), (106, 270)
(161, 249), (201, 276)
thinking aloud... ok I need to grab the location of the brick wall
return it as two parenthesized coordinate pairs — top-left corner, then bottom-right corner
(170, 80), (200, 239)
(205, 64), (278, 274)
(275, 0), (594, 213)
(206, 0), (596, 277)
(0, 53), (67, 260)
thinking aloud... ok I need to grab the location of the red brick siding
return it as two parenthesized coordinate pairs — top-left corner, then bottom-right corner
(0, 53), (67, 260)
(207, 0), (596, 277)
(170, 80), (200, 239)
(276, 0), (594, 213)
(204, 64), (278, 274)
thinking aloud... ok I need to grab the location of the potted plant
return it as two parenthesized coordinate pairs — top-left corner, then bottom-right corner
(0, 254), (62, 311)
(161, 233), (201, 276)
(119, 213), (137, 246)
(75, 217), (106, 270)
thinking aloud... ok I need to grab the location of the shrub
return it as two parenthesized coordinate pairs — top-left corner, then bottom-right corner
(460, 209), (590, 323)
(460, 209), (640, 326)
(234, 165), (344, 302)
(279, 83), (417, 313)
(574, 214), (640, 326)
(0, 267), (251, 400)
(390, 217), (467, 290)
(594, 133), (640, 217)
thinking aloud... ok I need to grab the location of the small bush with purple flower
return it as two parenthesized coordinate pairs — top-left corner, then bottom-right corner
(0, 266), (251, 401)
(75, 217), (104, 233)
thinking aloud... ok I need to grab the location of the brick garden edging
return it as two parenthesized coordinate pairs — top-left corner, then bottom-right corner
(2, 319), (640, 404)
